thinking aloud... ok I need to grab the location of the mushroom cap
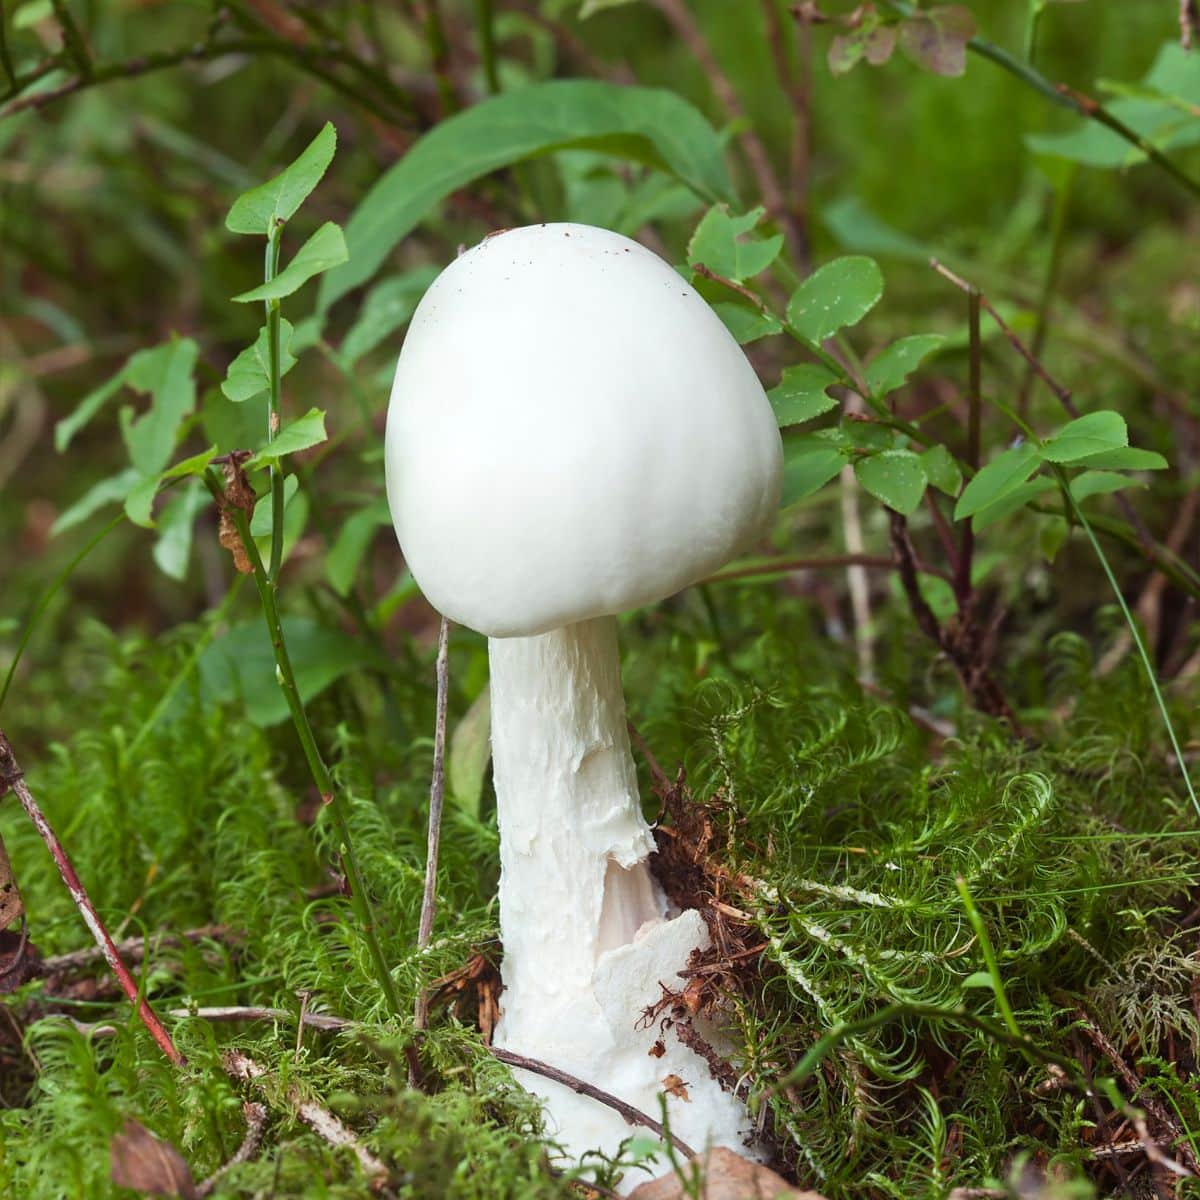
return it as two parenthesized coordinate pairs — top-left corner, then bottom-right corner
(385, 222), (783, 638)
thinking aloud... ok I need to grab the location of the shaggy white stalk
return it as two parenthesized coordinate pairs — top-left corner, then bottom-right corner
(488, 616), (751, 1175)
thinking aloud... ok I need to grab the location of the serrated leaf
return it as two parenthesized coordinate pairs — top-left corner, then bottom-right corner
(712, 302), (781, 344)
(226, 122), (337, 236)
(1070, 470), (1142, 502)
(234, 223), (348, 304)
(222, 319), (298, 403)
(1073, 446), (1168, 471)
(954, 443), (1041, 520)
(1040, 411), (1128, 463)
(768, 364), (841, 426)
(55, 369), (126, 452)
(866, 334), (944, 397)
(687, 205), (782, 283)
(320, 80), (733, 311)
(248, 408), (327, 467)
(921, 444), (962, 495)
(325, 500), (391, 596)
(52, 468), (141, 536)
(855, 449), (927, 515)
(787, 256), (883, 343)
(781, 435), (846, 506)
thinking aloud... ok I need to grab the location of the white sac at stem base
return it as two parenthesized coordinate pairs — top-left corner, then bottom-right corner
(487, 617), (754, 1189)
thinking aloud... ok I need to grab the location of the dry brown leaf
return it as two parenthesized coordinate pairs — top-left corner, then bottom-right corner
(661, 1073), (691, 1101)
(0, 831), (23, 930)
(628, 1148), (824, 1200)
(217, 459), (257, 575)
(110, 1118), (197, 1198)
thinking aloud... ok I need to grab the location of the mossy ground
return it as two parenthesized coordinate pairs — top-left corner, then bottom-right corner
(2, 587), (1197, 1199)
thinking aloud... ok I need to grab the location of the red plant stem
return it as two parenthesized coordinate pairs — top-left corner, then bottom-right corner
(0, 732), (185, 1067)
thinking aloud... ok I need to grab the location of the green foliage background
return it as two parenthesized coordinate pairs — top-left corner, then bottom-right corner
(2, 0), (1200, 1197)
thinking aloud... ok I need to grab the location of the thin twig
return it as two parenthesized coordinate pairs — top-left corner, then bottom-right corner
(413, 617), (450, 1043)
(0, 732), (184, 1067)
(170, 1006), (352, 1031)
(42, 923), (233, 974)
(627, 720), (671, 793)
(223, 1050), (389, 1183)
(489, 1046), (698, 1159)
(196, 1102), (268, 1198)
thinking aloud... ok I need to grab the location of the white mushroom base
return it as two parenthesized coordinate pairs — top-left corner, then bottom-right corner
(488, 617), (755, 1191)
(496, 909), (754, 1190)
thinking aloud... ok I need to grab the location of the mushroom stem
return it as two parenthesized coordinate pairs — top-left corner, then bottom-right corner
(488, 615), (664, 1047)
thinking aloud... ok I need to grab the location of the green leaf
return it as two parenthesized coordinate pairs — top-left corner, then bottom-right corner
(449, 688), (492, 818)
(52, 468), (140, 536)
(118, 338), (199, 477)
(234, 223), (348, 303)
(768, 364), (841, 426)
(226, 122), (337, 236)
(579, 0), (640, 15)
(340, 267), (440, 365)
(1038, 515), (1070, 563)
(865, 334), (944, 397)
(124, 475), (161, 528)
(954, 443), (1041, 520)
(1026, 44), (1200, 169)
(193, 617), (378, 726)
(55, 369), (126, 452)
(222, 319), (298, 403)
(319, 80), (734, 311)
(1040, 411), (1128, 463)
(786, 256), (884, 344)
(248, 408), (327, 467)
(972, 476), (1055, 530)
(712, 302), (781, 345)
(962, 971), (995, 990)
(687, 205), (783, 283)
(1073, 446), (1168, 471)
(325, 500), (391, 596)
(921, 444), (963, 496)
(855, 449), (927, 515)
(152, 482), (206, 581)
(1070, 470), (1143, 502)
(781, 435), (846, 506)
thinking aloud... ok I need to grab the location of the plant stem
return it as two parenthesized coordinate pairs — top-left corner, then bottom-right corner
(1061, 475), (1199, 817)
(0, 733), (185, 1066)
(217, 495), (402, 1017)
(474, 0), (500, 94)
(879, 0), (1200, 201)
(955, 875), (1021, 1038)
(264, 226), (285, 580)
(956, 288), (981, 607)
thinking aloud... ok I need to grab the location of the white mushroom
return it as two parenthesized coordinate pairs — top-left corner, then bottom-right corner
(385, 223), (782, 1181)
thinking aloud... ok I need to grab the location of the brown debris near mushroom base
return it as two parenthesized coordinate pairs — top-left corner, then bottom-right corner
(427, 950), (503, 1043)
(627, 1147), (823, 1199)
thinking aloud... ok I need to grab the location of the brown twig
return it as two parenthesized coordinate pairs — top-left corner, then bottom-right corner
(413, 616), (450, 1053)
(223, 1049), (389, 1184)
(1183, 0), (1200, 50)
(196, 1102), (268, 1198)
(651, 0), (804, 263)
(763, 0), (811, 271)
(41, 923), (233, 975)
(489, 1046), (698, 1159)
(0, 732), (184, 1067)
(627, 720), (671, 793)
(889, 514), (1019, 725)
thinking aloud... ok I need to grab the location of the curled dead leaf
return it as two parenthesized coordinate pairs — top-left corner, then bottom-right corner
(217, 457), (257, 575)
(110, 1118), (197, 1198)
(661, 1073), (690, 1101)
(0, 831), (24, 930)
